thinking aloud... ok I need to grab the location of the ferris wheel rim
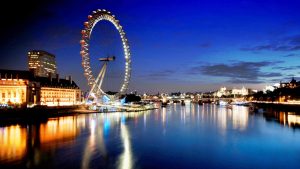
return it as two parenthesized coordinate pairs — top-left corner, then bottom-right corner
(80, 9), (131, 97)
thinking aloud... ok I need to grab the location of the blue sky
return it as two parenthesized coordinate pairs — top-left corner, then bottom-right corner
(1, 0), (300, 93)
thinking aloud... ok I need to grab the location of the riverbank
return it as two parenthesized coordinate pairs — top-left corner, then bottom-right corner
(0, 105), (157, 125)
(0, 106), (92, 124)
(251, 102), (300, 112)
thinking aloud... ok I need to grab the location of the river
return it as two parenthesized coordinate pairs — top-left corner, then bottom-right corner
(1, 103), (300, 169)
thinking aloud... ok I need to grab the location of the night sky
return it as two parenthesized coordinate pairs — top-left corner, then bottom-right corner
(1, 0), (300, 93)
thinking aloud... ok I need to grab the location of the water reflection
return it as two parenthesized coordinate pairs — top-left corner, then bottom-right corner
(263, 110), (300, 128)
(40, 116), (78, 144)
(118, 123), (133, 169)
(232, 106), (248, 130)
(0, 111), (147, 167)
(288, 114), (300, 127)
(81, 116), (107, 169)
(1, 106), (300, 168)
(177, 104), (249, 132)
(0, 125), (27, 162)
(217, 107), (227, 131)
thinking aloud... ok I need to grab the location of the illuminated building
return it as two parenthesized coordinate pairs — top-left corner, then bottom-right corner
(38, 75), (81, 106)
(231, 87), (248, 96)
(280, 78), (300, 89)
(0, 69), (81, 107)
(215, 87), (229, 97)
(214, 86), (249, 98)
(263, 85), (276, 93)
(28, 50), (57, 77)
(0, 70), (37, 107)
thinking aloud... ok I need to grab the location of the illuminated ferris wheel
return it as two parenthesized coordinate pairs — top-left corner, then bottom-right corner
(80, 9), (131, 100)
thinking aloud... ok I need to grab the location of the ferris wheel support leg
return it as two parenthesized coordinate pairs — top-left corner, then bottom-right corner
(87, 63), (107, 101)
(96, 63), (107, 94)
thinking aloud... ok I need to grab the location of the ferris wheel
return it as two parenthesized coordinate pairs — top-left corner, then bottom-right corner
(80, 9), (131, 101)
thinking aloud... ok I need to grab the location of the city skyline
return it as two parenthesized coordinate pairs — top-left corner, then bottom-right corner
(1, 0), (300, 93)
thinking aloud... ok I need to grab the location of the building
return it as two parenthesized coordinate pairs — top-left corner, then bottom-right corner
(214, 86), (249, 98)
(0, 69), (81, 108)
(280, 78), (300, 89)
(215, 87), (230, 97)
(28, 50), (57, 77)
(38, 75), (81, 106)
(232, 87), (248, 96)
(0, 70), (29, 106)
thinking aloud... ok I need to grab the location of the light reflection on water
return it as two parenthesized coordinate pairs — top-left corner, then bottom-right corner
(0, 125), (27, 162)
(40, 116), (78, 144)
(0, 105), (300, 168)
(263, 110), (300, 128)
(118, 123), (133, 169)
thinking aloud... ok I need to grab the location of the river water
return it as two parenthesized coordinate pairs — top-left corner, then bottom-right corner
(1, 103), (300, 169)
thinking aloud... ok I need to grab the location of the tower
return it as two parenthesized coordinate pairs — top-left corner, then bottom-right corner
(28, 50), (57, 77)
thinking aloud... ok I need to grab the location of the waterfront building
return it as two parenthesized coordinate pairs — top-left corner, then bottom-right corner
(38, 75), (81, 106)
(232, 87), (248, 96)
(214, 86), (249, 98)
(280, 78), (300, 89)
(0, 70), (37, 107)
(263, 85), (276, 93)
(215, 87), (228, 97)
(0, 69), (81, 107)
(28, 50), (57, 77)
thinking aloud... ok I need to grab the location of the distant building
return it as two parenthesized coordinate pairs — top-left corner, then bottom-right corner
(263, 85), (276, 93)
(280, 78), (300, 89)
(214, 86), (249, 97)
(232, 87), (248, 96)
(28, 50), (57, 77)
(215, 87), (229, 97)
(0, 69), (81, 107)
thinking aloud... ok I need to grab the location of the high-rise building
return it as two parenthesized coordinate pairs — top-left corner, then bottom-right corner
(28, 50), (57, 77)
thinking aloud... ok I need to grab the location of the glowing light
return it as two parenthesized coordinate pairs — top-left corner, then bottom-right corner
(81, 9), (131, 99)
(0, 79), (27, 105)
(0, 125), (27, 161)
(40, 117), (78, 143)
(288, 114), (300, 126)
(118, 124), (133, 169)
(40, 87), (81, 106)
(104, 118), (111, 133)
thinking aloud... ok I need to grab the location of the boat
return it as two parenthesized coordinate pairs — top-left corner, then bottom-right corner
(232, 101), (250, 106)
(219, 100), (228, 106)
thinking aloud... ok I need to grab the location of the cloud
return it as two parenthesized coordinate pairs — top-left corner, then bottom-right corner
(189, 61), (282, 84)
(241, 34), (300, 52)
(283, 53), (300, 57)
(282, 77), (300, 82)
(272, 66), (300, 71)
(227, 78), (264, 84)
(287, 35), (300, 44)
